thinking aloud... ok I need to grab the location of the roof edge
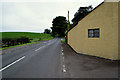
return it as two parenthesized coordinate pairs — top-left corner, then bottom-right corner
(67, 2), (104, 32)
(104, 0), (120, 2)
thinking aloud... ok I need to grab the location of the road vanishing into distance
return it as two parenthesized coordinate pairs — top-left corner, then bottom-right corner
(2, 38), (64, 78)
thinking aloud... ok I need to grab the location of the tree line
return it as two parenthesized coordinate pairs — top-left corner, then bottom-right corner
(44, 16), (68, 37)
(72, 5), (93, 25)
(44, 5), (93, 37)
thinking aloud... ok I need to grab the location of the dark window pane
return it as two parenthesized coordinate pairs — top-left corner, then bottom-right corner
(88, 33), (94, 37)
(89, 30), (94, 34)
(94, 33), (99, 37)
(94, 29), (99, 33)
(88, 29), (99, 38)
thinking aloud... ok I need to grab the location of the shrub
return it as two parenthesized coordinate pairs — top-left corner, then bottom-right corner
(2, 37), (30, 48)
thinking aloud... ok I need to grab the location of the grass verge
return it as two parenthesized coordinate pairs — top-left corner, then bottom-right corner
(41, 37), (54, 41)
(1, 37), (54, 50)
(61, 38), (65, 43)
(1, 32), (54, 50)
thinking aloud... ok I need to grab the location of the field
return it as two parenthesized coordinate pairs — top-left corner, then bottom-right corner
(1, 32), (54, 49)
(1, 32), (52, 39)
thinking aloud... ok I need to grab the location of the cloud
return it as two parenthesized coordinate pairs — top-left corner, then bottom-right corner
(2, 2), (47, 32)
(1, 0), (104, 2)
(1, 0), (104, 33)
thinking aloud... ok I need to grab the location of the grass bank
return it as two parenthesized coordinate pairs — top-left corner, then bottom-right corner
(1, 32), (52, 40)
(61, 38), (65, 43)
(1, 32), (54, 50)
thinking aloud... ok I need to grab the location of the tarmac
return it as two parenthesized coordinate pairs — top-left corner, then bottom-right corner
(62, 42), (120, 79)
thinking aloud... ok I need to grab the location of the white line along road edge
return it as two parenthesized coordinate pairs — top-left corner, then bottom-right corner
(61, 47), (66, 73)
(63, 65), (66, 72)
(0, 56), (26, 72)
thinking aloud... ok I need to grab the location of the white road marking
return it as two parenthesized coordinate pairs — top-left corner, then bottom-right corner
(63, 65), (66, 72)
(62, 52), (64, 56)
(63, 69), (66, 72)
(35, 46), (47, 51)
(0, 56), (25, 72)
(63, 56), (64, 61)
(35, 39), (56, 51)
(61, 47), (63, 50)
(61, 49), (66, 73)
(63, 65), (65, 68)
(35, 47), (41, 51)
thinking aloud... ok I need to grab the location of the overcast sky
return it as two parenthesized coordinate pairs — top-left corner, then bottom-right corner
(0, 0), (104, 33)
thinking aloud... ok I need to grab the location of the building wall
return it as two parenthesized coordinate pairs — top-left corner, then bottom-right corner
(118, 1), (120, 59)
(68, 2), (119, 60)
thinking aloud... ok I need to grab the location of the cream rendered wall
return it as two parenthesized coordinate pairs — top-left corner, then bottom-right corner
(118, 1), (120, 59)
(68, 2), (119, 60)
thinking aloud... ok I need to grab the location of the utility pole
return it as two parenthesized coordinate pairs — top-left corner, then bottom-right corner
(65, 10), (70, 43)
(68, 11), (69, 23)
(67, 10), (70, 30)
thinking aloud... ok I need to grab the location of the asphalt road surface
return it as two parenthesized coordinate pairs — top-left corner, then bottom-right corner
(2, 38), (63, 78)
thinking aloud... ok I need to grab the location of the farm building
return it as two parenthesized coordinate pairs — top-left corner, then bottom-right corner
(68, 0), (120, 60)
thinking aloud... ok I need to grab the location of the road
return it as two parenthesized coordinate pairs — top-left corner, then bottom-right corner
(2, 38), (64, 78)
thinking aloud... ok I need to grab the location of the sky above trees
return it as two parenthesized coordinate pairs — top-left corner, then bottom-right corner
(0, 0), (104, 33)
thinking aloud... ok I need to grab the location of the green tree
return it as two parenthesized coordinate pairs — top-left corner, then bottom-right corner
(51, 16), (68, 37)
(72, 5), (93, 24)
(44, 29), (51, 34)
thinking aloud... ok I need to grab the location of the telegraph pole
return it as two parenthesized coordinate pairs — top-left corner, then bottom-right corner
(65, 10), (70, 43)
(68, 11), (69, 23)
(67, 10), (70, 30)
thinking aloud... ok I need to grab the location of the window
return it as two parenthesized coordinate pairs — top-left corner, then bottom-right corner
(88, 29), (100, 38)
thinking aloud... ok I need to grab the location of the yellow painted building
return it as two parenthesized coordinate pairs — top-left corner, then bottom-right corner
(68, 1), (120, 60)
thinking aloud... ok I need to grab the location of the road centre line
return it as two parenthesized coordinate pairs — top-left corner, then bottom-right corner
(35, 47), (42, 51)
(35, 40), (56, 51)
(0, 56), (25, 72)
(35, 46), (45, 51)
